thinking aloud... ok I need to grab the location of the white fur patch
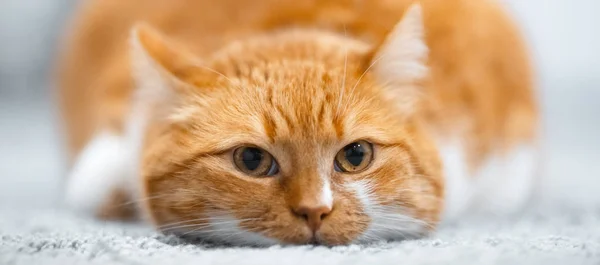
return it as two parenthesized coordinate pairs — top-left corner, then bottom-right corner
(64, 132), (130, 214)
(347, 180), (427, 243)
(438, 141), (475, 222)
(316, 159), (334, 209)
(440, 141), (538, 222)
(320, 180), (334, 209)
(470, 145), (537, 215)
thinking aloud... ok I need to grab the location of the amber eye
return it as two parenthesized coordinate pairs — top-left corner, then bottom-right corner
(334, 140), (374, 173)
(233, 146), (279, 176)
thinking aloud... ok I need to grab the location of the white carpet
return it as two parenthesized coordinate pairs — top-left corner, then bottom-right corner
(1, 207), (599, 265)
(1, 89), (600, 265)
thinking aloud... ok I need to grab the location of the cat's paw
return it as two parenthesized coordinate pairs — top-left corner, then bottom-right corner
(64, 132), (130, 216)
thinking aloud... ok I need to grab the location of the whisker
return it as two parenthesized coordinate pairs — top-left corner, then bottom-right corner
(162, 223), (213, 231)
(158, 217), (231, 229)
(161, 217), (262, 228)
(367, 211), (436, 230)
(194, 64), (242, 90)
(179, 220), (240, 236)
(170, 217), (262, 235)
(335, 24), (349, 118)
(217, 225), (268, 242)
(112, 193), (172, 208)
(367, 224), (424, 240)
(341, 55), (384, 116)
(182, 226), (255, 238)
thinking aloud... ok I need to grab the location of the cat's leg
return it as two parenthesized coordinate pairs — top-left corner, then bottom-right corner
(64, 131), (136, 220)
(470, 145), (539, 216)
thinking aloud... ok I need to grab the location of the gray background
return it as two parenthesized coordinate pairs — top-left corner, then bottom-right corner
(0, 0), (599, 209)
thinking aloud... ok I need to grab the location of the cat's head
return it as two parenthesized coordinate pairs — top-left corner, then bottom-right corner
(131, 5), (442, 246)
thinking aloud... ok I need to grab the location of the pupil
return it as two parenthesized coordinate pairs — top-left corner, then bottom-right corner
(344, 143), (364, 167)
(242, 148), (263, 171)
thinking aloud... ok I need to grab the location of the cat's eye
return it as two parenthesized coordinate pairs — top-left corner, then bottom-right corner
(233, 146), (279, 177)
(334, 140), (374, 173)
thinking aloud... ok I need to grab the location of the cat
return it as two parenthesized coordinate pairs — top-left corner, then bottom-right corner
(57, 0), (538, 246)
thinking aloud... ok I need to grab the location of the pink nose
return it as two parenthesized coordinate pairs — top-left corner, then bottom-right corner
(292, 205), (332, 232)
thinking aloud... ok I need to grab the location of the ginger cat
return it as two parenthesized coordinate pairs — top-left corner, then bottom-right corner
(57, 0), (538, 246)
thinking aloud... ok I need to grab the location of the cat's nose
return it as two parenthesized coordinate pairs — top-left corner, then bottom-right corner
(292, 205), (332, 232)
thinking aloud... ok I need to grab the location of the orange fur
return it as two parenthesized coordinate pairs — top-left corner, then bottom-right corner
(57, 0), (537, 245)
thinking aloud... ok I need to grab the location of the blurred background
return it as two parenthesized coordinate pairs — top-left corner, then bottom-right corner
(0, 0), (598, 209)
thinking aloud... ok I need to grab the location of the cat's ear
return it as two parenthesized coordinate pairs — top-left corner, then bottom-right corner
(129, 23), (210, 113)
(367, 4), (428, 113)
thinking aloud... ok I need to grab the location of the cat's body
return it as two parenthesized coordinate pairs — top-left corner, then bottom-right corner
(58, 0), (538, 245)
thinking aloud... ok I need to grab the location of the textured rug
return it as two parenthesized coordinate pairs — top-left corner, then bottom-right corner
(1, 206), (600, 265)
